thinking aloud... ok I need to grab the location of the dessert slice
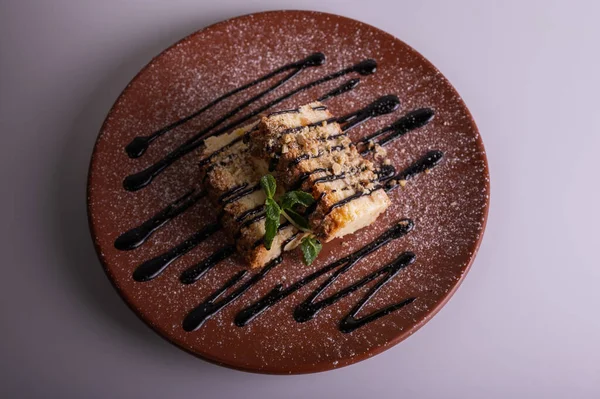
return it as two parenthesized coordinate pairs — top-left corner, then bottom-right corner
(200, 101), (390, 268)
(200, 123), (300, 268)
(250, 102), (391, 243)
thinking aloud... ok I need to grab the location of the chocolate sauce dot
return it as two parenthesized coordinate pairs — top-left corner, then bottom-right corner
(125, 136), (150, 158)
(352, 59), (377, 75)
(370, 95), (401, 116)
(300, 52), (326, 67)
(123, 166), (158, 191)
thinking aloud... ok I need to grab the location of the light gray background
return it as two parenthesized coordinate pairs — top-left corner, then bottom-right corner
(1, 0), (598, 398)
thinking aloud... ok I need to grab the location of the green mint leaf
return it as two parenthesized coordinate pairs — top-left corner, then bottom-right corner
(281, 192), (297, 210)
(263, 215), (280, 251)
(263, 198), (280, 250)
(260, 174), (277, 199)
(300, 235), (322, 265)
(281, 190), (315, 210)
(291, 191), (315, 207)
(283, 209), (310, 230)
(265, 198), (280, 219)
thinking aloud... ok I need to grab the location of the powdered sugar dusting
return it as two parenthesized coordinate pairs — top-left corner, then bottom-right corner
(88, 11), (489, 373)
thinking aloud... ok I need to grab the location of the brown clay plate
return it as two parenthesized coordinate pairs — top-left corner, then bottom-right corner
(87, 10), (489, 374)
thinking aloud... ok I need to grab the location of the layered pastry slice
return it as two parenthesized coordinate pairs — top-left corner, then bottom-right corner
(200, 102), (390, 268)
(200, 122), (285, 268)
(199, 104), (333, 268)
(249, 102), (391, 243)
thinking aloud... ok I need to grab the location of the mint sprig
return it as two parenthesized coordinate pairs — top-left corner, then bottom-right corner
(260, 174), (277, 198)
(281, 190), (315, 210)
(260, 174), (322, 264)
(263, 199), (280, 250)
(300, 236), (322, 266)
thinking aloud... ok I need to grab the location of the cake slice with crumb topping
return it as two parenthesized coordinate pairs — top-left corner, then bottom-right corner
(200, 122), (300, 268)
(249, 102), (391, 243)
(200, 101), (390, 268)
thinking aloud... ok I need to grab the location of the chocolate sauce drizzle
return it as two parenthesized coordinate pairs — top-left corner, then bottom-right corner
(266, 95), (401, 172)
(268, 109), (301, 116)
(179, 245), (236, 285)
(287, 106), (436, 192)
(317, 150), (444, 218)
(123, 59), (377, 192)
(339, 294), (416, 334)
(268, 104), (329, 117)
(113, 52), (446, 334)
(278, 95), (401, 137)
(359, 108), (435, 155)
(125, 53), (325, 158)
(198, 136), (243, 168)
(337, 94), (400, 132)
(235, 204), (265, 223)
(247, 154), (425, 253)
(317, 78), (360, 102)
(235, 219), (414, 327)
(182, 256), (282, 332)
(385, 150), (444, 192)
(291, 168), (328, 191)
(376, 164), (397, 181)
(288, 144), (347, 167)
(221, 184), (260, 205)
(308, 164), (392, 193)
(311, 166), (367, 185)
(114, 189), (206, 250)
(325, 184), (383, 217)
(294, 252), (416, 329)
(236, 211), (267, 236)
(127, 150), (441, 286)
(132, 223), (220, 282)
